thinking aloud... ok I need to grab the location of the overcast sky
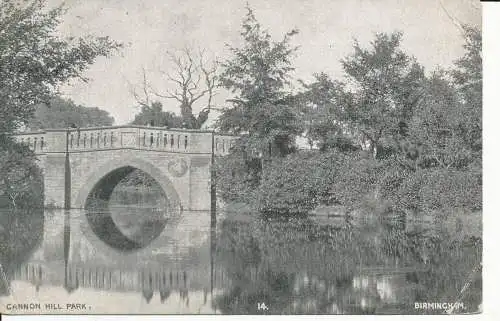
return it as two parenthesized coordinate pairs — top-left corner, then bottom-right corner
(48, 0), (481, 125)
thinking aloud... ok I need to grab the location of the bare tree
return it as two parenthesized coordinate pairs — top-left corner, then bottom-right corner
(130, 66), (154, 108)
(131, 48), (219, 129)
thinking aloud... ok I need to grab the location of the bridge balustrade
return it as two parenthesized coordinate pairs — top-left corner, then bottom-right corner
(213, 134), (237, 156)
(65, 127), (197, 153)
(11, 126), (239, 156)
(13, 132), (46, 153)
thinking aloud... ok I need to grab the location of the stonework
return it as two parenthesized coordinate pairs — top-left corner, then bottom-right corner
(12, 126), (237, 211)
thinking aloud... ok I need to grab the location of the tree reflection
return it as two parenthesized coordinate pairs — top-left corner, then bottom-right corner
(0, 208), (44, 296)
(212, 218), (482, 314)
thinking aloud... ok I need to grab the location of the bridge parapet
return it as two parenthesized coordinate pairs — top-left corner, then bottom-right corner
(214, 134), (238, 156)
(13, 131), (47, 154)
(12, 126), (239, 156)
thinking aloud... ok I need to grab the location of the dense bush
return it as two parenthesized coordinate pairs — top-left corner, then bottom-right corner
(252, 152), (392, 216)
(0, 138), (44, 209)
(257, 152), (337, 216)
(217, 146), (482, 218)
(215, 146), (262, 206)
(381, 166), (482, 214)
(324, 155), (389, 211)
(412, 169), (480, 213)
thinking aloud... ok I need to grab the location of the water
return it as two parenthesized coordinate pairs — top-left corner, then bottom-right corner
(0, 207), (482, 314)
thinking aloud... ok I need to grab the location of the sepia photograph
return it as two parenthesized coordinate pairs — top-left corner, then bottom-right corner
(0, 0), (482, 316)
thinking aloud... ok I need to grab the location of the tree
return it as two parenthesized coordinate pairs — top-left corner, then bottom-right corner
(341, 32), (425, 159)
(298, 73), (357, 152)
(216, 6), (302, 157)
(132, 49), (218, 129)
(0, 0), (120, 208)
(0, 0), (121, 134)
(404, 72), (471, 169)
(27, 97), (114, 130)
(397, 26), (481, 171)
(450, 25), (482, 163)
(130, 101), (183, 128)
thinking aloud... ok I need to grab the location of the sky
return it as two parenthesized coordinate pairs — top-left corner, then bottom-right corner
(47, 0), (481, 125)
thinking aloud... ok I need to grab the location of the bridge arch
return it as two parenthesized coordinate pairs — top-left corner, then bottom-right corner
(74, 157), (181, 210)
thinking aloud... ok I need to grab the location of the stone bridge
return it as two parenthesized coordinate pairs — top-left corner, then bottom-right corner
(13, 126), (237, 211)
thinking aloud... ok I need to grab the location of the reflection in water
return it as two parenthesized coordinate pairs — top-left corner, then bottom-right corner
(212, 219), (482, 315)
(0, 207), (482, 315)
(0, 207), (218, 314)
(84, 168), (179, 251)
(85, 207), (174, 251)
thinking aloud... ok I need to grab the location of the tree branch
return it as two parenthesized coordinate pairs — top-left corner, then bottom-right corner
(439, 0), (465, 35)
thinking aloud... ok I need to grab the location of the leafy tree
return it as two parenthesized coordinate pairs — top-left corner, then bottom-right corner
(0, 0), (121, 134)
(27, 97), (114, 130)
(451, 26), (481, 109)
(130, 101), (183, 128)
(298, 73), (357, 152)
(404, 72), (470, 169)
(0, 0), (120, 209)
(217, 6), (302, 157)
(398, 26), (481, 170)
(341, 32), (425, 159)
(450, 25), (482, 164)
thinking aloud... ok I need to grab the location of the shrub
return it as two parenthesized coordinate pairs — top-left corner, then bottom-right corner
(325, 154), (388, 211)
(385, 167), (482, 214)
(419, 168), (482, 212)
(216, 141), (481, 219)
(215, 149), (262, 206)
(0, 138), (44, 209)
(257, 151), (337, 216)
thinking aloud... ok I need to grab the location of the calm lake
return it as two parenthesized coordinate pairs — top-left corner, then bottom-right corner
(0, 206), (482, 314)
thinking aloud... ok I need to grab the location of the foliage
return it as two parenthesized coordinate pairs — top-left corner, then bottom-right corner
(450, 26), (482, 111)
(393, 26), (481, 171)
(130, 101), (183, 127)
(215, 139), (262, 205)
(0, 0), (121, 134)
(383, 168), (482, 214)
(257, 152), (336, 216)
(323, 154), (389, 211)
(222, 144), (482, 217)
(27, 96), (114, 129)
(298, 73), (357, 152)
(0, 137), (43, 208)
(0, 0), (119, 211)
(401, 72), (472, 169)
(218, 24), (482, 218)
(449, 25), (482, 163)
(341, 32), (425, 158)
(217, 6), (302, 157)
